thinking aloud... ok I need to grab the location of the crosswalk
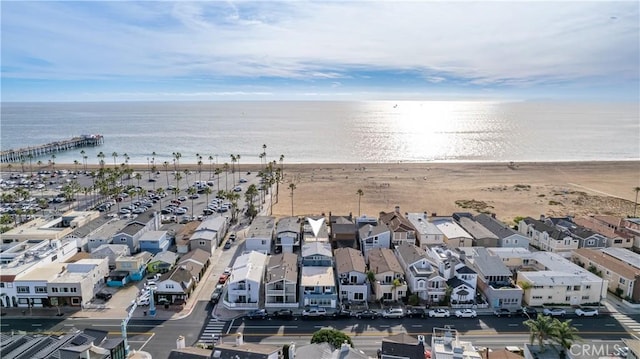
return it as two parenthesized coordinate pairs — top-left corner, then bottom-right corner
(612, 313), (640, 338)
(198, 318), (228, 346)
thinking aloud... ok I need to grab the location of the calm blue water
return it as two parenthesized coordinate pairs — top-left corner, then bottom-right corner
(1, 101), (638, 164)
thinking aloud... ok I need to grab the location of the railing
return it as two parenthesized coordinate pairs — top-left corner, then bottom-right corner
(266, 289), (296, 296)
(222, 298), (259, 309)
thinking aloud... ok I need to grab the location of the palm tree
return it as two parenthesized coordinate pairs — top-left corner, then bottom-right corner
(174, 172), (183, 197)
(183, 168), (190, 190)
(214, 167), (221, 193)
(223, 163), (230, 192)
(156, 187), (165, 209)
(202, 186), (212, 206)
(356, 189), (364, 217)
(50, 154), (56, 171)
(262, 144), (267, 168)
(28, 154), (34, 174)
(208, 155), (214, 178)
(236, 154), (241, 182)
(111, 152), (118, 168)
(391, 278), (402, 301)
(288, 183), (296, 216)
(97, 151), (105, 169)
(230, 154), (237, 184)
(552, 319), (580, 354)
(524, 314), (556, 352)
(279, 154), (284, 177)
(634, 186), (640, 217)
(173, 152), (182, 172)
(163, 161), (170, 186)
(80, 149), (86, 169)
(187, 186), (197, 217)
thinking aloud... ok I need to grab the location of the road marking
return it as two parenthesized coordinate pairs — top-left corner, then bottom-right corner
(605, 324), (615, 327)
(573, 324), (583, 327)
(0, 324), (8, 327)
(380, 325), (390, 328)
(32, 324), (42, 327)
(508, 324), (519, 327)
(226, 319), (234, 335)
(411, 325), (422, 327)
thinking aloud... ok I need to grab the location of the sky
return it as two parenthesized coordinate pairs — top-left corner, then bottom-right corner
(1, 1), (639, 102)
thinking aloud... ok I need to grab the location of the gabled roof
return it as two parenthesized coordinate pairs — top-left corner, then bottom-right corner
(151, 251), (178, 265)
(334, 247), (366, 274)
(368, 247), (403, 274)
(332, 223), (356, 236)
(130, 208), (157, 225)
(457, 217), (499, 240)
(456, 265), (476, 274)
(381, 333), (426, 359)
(379, 211), (416, 233)
(178, 248), (210, 266)
(522, 217), (569, 240)
(246, 216), (276, 239)
(91, 244), (130, 257)
(231, 251), (268, 284)
(118, 222), (146, 236)
(470, 247), (512, 277)
(301, 241), (332, 258)
(295, 342), (369, 359)
(358, 222), (390, 238)
(395, 242), (428, 266)
(447, 276), (469, 289)
(474, 214), (521, 240)
(276, 216), (300, 234)
(266, 252), (298, 283)
(167, 267), (194, 289)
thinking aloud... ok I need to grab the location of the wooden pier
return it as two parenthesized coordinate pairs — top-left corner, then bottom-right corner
(0, 134), (104, 163)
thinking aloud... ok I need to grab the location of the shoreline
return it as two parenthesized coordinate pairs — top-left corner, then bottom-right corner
(2, 160), (638, 224)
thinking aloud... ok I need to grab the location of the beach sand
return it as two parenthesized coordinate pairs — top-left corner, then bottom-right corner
(3, 161), (638, 224)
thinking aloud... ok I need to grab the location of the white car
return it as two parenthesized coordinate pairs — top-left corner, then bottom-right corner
(381, 308), (405, 318)
(575, 308), (598, 317)
(543, 308), (566, 317)
(136, 297), (150, 306)
(429, 309), (451, 318)
(455, 309), (477, 318)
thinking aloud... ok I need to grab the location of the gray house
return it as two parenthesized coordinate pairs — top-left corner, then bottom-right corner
(474, 213), (529, 248)
(275, 216), (301, 253)
(454, 213), (499, 248)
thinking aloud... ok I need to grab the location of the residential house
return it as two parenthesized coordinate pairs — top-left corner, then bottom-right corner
(113, 251), (152, 283)
(543, 216), (608, 249)
(225, 251), (268, 310)
(64, 213), (113, 252)
(394, 243), (440, 302)
(573, 216), (634, 248)
(303, 216), (330, 242)
(245, 216), (276, 254)
(602, 247), (640, 270)
(460, 247), (523, 310)
(518, 217), (578, 256)
(358, 222), (392, 260)
(155, 266), (197, 304)
(488, 247), (607, 307)
(275, 216), (301, 254)
(1, 215), (74, 244)
(13, 262), (66, 308)
(190, 216), (228, 255)
(48, 258), (110, 307)
(474, 213), (529, 248)
(147, 251), (177, 274)
(0, 239), (77, 308)
(300, 240), (337, 308)
(175, 221), (201, 254)
(0, 329), (125, 359)
(572, 248), (640, 302)
(406, 212), (444, 249)
(427, 247), (478, 305)
(334, 247), (368, 303)
(329, 214), (358, 249)
(211, 333), (281, 359)
(380, 333), (429, 359)
(432, 217), (474, 248)
(367, 247), (408, 302)
(379, 207), (417, 246)
(111, 209), (161, 253)
(454, 213), (499, 247)
(138, 230), (171, 254)
(301, 241), (334, 267)
(177, 248), (210, 282)
(432, 327), (482, 359)
(292, 342), (369, 359)
(91, 244), (130, 270)
(264, 252), (298, 308)
(621, 218), (640, 251)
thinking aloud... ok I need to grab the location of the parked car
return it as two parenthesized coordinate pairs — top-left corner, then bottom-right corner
(229, 233), (237, 242)
(302, 307), (327, 318)
(514, 307), (538, 318)
(95, 292), (112, 301)
(455, 309), (477, 318)
(246, 309), (268, 319)
(136, 297), (150, 306)
(543, 308), (567, 317)
(218, 273), (229, 284)
(494, 308), (512, 317)
(224, 241), (232, 250)
(223, 267), (232, 275)
(272, 309), (294, 320)
(405, 307), (426, 318)
(575, 307), (599, 317)
(333, 308), (353, 319)
(147, 273), (161, 281)
(210, 284), (224, 304)
(382, 308), (405, 318)
(428, 309), (451, 318)
(354, 309), (379, 319)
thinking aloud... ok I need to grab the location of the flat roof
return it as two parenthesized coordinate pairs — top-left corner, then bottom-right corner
(432, 218), (473, 239)
(301, 266), (335, 286)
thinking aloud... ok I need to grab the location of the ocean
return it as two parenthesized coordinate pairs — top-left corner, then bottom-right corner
(1, 100), (638, 165)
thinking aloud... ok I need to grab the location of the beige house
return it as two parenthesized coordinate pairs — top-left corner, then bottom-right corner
(367, 247), (407, 302)
(379, 208), (417, 246)
(48, 258), (109, 307)
(432, 217), (473, 248)
(572, 248), (640, 302)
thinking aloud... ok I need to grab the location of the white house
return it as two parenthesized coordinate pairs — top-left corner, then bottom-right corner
(432, 218), (474, 248)
(225, 251), (268, 310)
(406, 212), (445, 249)
(275, 216), (301, 253)
(48, 258), (110, 307)
(518, 217), (578, 256)
(394, 243), (440, 302)
(190, 216), (228, 255)
(358, 222), (391, 260)
(245, 216), (276, 254)
(264, 253), (298, 308)
(334, 247), (368, 303)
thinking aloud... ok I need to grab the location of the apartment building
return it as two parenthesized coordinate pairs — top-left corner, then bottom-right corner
(572, 248), (640, 302)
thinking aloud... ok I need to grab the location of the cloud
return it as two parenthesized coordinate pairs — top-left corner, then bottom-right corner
(1, 1), (638, 99)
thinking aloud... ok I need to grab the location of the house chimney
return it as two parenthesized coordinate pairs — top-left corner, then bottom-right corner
(395, 206), (400, 214)
(423, 212), (428, 219)
(417, 335), (425, 344)
(341, 341), (350, 353)
(176, 335), (186, 349)
(235, 332), (243, 346)
(288, 342), (296, 359)
(432, 212), (437, 217)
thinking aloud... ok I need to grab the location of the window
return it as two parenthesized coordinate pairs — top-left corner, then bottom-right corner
(17, 286), (29, 293)
(548, 296), (553, 299)
(573, 286), (580, 291)
(0, 283), (4, 288)
(582, 296), (589, 300)
(397, 291), (404, 297)
(199, 241), (205, 245)
(63, 287), (69, 292)
(121, 238), (127, 242)
(532, 296), (542, 299)
(565, 296), (570, 301)
(385, 276), (392, 284)
(620, 278), (626, 284)
(354, 292), (364, 300)
(71, 297), (80, 305)
(70, 288), (77, 293)
(614, 239), (622, 244)
(35, 286), (47, 293)
(52, 287), (59, 293)
(585, 285), (591, 289)
(587, 239), (595, 246)
(382, 293), (392, 300)
(167, 284), (174, 289)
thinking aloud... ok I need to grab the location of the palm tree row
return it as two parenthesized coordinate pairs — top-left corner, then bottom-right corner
(524, 314), (580, 355)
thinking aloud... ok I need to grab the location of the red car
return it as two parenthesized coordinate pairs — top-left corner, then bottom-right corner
(218, 274), (229, 284)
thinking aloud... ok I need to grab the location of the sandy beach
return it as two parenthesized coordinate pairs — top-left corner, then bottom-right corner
(3, 161), (638, 224)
